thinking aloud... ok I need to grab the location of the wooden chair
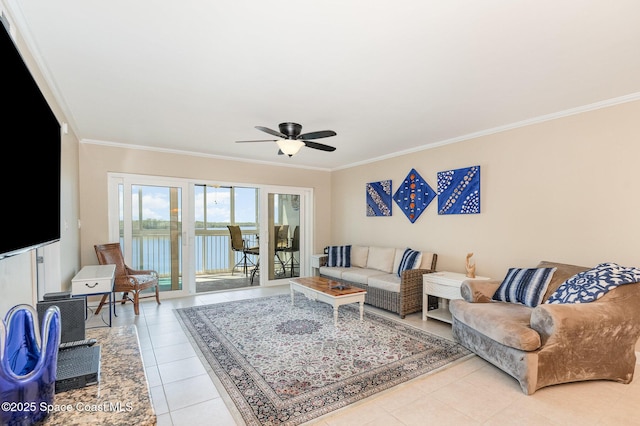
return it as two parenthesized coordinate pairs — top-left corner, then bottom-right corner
(94, 242), (161, 315)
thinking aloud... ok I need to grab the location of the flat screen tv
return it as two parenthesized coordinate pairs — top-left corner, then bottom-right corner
(1, 18), (61, 260)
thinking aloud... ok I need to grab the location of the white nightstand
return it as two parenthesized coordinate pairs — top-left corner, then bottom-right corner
(310, 254), (327, 276)
(71, 264), (116, 327)
(422, 271), (489, 323)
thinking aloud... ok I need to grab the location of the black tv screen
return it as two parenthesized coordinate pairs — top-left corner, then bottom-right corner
(1, 19), (61, 260)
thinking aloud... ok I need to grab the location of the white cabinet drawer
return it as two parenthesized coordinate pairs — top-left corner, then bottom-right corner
(424, 281), (463, 300)
(72, 265), (116, 295)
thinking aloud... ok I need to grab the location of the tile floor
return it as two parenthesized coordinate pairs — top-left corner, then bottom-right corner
(100, 285), (640, 426)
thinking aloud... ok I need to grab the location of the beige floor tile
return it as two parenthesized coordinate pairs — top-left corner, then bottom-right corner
(155, 412), (173, 426)
(163, 374), (220, 412)
(153, 341), (197, 364)
(150, 384), (169, 415)
(158, 356), (207, 384)
(389, 396), (478, 426)
(145, 365), (162, 388)
(170, 398), (236, 426)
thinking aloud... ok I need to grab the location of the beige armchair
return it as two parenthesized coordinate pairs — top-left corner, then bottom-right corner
(449, 261), (640, 394)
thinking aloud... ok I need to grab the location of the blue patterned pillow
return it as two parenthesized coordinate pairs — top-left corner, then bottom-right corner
(492, 267), (557, 307)
(546, 262), (640, 304)
(327, 245), (351, 267)
(397, 248), (420, 277)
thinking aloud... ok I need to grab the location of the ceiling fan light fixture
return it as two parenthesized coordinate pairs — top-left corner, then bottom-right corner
(277, 139), (304, 157)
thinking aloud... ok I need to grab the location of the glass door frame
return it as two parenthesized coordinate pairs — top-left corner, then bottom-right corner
(107, 173), (191, 299)
(258, 185), (313, 287)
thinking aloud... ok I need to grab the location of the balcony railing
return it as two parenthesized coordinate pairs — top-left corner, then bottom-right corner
(124, 229), (259, 279)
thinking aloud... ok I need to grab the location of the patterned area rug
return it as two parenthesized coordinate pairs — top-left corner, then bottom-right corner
(176, 294), (472, 426)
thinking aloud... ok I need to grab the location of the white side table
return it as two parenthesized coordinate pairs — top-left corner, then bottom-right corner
(71, 264), (116, 327)
(422, 271), (490, 323)
(310, 254), (327, 276)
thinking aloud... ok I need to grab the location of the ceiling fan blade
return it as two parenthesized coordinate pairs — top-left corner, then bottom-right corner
(255, 126), (287, 139)
(298, 130), (337, 140)
(235, 139), (277, 143)
(302, 140), (336, 152)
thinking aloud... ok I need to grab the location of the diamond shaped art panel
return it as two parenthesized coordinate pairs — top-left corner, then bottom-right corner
(393, 168), (435, 223)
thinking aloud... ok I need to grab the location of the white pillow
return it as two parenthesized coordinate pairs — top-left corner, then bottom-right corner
(366, 246), (396, 273)
(350, 245), (369, 268)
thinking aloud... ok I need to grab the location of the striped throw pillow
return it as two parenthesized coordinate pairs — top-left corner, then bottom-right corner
(397, 248), (420, 277)
(492, 267), (557, 307)
(327, 245), (351, 267)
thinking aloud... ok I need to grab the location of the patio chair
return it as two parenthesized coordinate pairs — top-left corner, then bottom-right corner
(279, 225), (300, 277)
(227, 225), (259, 277)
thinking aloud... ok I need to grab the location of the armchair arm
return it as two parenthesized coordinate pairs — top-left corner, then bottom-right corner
(400, 268), (433, 291)
(398, 269), (432, 317)
(460, 279), (501, 303)
(125, 266), (158, 277)
(531, 296), (640, 348)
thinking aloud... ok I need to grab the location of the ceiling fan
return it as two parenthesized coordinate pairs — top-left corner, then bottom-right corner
(236, 122), (337, 157)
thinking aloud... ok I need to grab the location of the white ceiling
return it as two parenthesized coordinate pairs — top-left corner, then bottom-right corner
(6, 0), (640, 170)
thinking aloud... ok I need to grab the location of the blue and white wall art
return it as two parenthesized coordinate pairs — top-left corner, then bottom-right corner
(366, 180), (392, 216)
(437, 165), (481, 215)
(392, 169), (436, 223)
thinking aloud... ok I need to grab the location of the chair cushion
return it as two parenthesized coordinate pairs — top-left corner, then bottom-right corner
(327, 245), (351, 267)
(492, 267), (557, 307)
(450, 299), (541, 351)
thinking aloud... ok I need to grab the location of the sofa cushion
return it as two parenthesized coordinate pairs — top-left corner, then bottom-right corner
(366, 246), (396, 273)
(327, 245), (351, 267)
(367, 274), (401, 293)
(418, 252), (436, 270)
(492, 267), (557, 307)
(449, 300), (541, 351)
(341, 268), (384, 285)
(350, 245), (369, 268)
(546, 262), (640, 304)
(319, 266), (350, 280)
(396, 248), (421, 277)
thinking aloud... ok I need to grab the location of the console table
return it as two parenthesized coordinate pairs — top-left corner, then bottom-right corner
(44, 325), (156, 425)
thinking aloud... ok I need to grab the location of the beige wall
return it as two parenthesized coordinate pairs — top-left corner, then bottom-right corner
(78, 144), (333, 266)
(331, 100), (640, 280)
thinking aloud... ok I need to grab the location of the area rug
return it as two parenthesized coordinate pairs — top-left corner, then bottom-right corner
(175, 294), (472, 426)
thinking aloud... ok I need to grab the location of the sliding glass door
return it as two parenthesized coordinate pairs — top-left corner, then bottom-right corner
(108, 174), (313, 293)
(259, 187), (311, 285)
(108, 175), (189, 298)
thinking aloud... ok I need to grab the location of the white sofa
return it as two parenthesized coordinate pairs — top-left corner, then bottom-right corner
(319, 245), (437, 318)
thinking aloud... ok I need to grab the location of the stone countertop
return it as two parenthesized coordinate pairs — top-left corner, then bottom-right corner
(44, 325), (156, 425)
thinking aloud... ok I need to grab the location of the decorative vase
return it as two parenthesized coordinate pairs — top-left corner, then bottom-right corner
(0, 304), (61, 426)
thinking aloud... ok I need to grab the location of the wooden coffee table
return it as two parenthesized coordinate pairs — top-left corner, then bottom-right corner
(289, 276), (367, 326)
